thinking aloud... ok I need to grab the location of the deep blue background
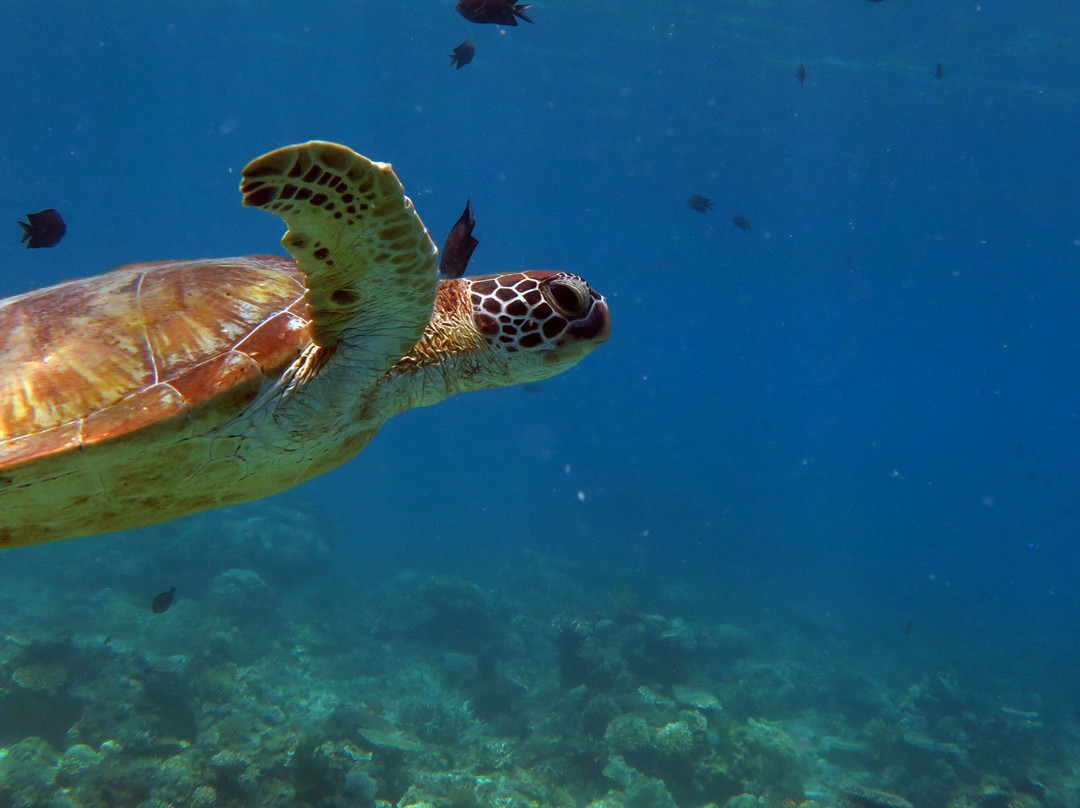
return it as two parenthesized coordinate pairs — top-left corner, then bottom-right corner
(2, 1), (1078, 707)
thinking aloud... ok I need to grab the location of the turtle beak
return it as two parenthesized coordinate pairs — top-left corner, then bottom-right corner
(574, 291), (610, 345)
(550, 279), (609, 347)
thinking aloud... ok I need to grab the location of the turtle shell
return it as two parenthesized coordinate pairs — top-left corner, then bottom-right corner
(0, 142), (449, 547)
(0, 255), (312, 543)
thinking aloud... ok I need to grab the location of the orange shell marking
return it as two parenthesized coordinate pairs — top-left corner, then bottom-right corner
(0, 256), (307, 450)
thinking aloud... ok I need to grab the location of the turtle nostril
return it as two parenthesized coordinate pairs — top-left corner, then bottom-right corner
(542, 278), (590, 318)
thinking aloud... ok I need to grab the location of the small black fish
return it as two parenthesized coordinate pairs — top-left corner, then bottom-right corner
(732, 214), (752, 232)
(688, 194), (712, 213)
(456, 0), (534, 26)
(797, 63), (806, 85)
(439, 200), (479, 279)
(934, 62), (944, 79)
(449, 39), (475, 69)
(17, 208), (66, 248)
(152, 586), (176, 614)
(903, 620), (913, 636)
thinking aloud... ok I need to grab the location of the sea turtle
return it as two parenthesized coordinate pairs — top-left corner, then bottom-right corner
(0, 142), (609, 547)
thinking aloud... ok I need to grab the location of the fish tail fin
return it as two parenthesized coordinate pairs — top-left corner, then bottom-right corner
(16, 221), (31, 243)
(514, 4), (534, 23)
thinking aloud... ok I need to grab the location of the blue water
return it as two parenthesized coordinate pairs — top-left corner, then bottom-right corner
(2, 2), (1079, 806)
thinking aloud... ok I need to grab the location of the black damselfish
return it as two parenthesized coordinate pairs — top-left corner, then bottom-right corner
(152, 586), (176, 614)
(439, 200), (479, 279)
(18, 209), (66, 248)
(449, 39), (475, 68)
(688, 194), (712, 213)
(456, 0), (533, 26)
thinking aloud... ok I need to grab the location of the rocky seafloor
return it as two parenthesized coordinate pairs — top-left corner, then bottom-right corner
(0, 507), (1076, 808)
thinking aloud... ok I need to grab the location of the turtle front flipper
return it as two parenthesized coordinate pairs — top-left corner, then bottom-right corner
(240, 142), (437, 375)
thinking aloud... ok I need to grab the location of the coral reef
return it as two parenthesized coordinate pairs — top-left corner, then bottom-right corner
(0, 518), (1076, 808)
(842, 785), (916, 808)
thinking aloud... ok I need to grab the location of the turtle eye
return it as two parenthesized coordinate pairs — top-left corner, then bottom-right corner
(541, 277), (591, 319)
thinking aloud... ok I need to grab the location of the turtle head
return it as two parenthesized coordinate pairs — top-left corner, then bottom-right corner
(467, 270), (610, 375)
(390, 270), (609, 406)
